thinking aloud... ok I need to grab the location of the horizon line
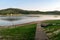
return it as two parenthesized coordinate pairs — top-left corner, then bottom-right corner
(0, 8), (60, 12)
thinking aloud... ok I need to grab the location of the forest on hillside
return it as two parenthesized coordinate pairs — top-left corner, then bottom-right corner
(0, 8), (60, 15)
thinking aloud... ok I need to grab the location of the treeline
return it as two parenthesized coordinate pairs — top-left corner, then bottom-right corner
(0, 8), (60, 15)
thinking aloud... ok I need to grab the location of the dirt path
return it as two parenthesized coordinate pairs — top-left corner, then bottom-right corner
(35, 22), (49, 40)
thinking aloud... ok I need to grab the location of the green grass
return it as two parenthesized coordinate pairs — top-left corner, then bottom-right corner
(44, 20), (60, 23)
(43, 20), (60, 40)
(0, 24), (37, 40)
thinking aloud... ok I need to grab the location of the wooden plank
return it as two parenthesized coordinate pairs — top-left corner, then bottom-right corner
(35, 22), (49, 40)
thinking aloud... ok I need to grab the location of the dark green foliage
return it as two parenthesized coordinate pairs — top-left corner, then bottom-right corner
(0, 8), (60, 15)
(43, 20), (60, 40)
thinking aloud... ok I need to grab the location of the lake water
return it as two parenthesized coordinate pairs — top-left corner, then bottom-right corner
(0, 15), (60, 26)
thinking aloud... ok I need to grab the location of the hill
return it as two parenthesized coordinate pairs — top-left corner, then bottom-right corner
(0, 8), (60, 15)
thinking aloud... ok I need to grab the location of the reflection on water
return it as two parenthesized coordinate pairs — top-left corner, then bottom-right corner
(0, 15), (40, 26)
(0, 15), (60, 26)
(1, 17), (22, 21)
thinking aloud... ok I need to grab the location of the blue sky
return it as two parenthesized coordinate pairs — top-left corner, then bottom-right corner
(0, 0), (60, 11)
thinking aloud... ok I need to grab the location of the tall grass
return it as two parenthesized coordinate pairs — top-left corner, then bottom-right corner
(0, 24), (36, 40)
(43, 20), (60, 40)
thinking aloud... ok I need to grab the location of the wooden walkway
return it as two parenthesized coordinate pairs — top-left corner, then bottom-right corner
(35, 22), (49, 40)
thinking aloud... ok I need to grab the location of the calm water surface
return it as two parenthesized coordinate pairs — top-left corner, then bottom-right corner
(0, 15), (60, 26)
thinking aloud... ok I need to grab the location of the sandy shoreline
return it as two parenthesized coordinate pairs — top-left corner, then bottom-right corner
(0, 21), (41, 28)
(0, 19), (60, 28)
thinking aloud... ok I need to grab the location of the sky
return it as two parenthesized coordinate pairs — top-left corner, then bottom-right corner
(0, 0), (60, 11)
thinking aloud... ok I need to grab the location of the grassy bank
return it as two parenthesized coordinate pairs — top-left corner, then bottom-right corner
(43, 20), (60, 40)
(0, 24), (37, 40)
